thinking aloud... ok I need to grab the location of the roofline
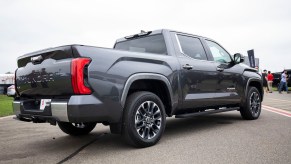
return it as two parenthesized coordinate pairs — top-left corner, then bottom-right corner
(115, 29), (164, 43)
(115, 29), (213, 43)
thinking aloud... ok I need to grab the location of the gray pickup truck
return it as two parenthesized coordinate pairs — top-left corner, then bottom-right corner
(13, 29), (263, 147)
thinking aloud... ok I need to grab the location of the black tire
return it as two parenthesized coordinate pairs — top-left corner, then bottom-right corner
(122, 91), (166, 148)
(240, 87), (262, 120)
(58, 122), (97, 136)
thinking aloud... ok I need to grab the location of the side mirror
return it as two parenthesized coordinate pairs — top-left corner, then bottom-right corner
(233, 53), (244, 64)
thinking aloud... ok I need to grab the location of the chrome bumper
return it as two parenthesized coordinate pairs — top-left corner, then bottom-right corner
(13, 101), (69, 122)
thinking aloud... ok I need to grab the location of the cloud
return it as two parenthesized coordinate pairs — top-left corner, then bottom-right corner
(0, 0), (290, 73)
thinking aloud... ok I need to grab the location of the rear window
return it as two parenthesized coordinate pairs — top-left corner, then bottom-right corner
(114, 34), (167, 55)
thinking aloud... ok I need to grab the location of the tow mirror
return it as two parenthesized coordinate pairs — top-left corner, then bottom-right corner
(233, 53), (244, 64)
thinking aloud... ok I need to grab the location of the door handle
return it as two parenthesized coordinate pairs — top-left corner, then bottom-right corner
(182, 64), (193, 70)
(217, 67), (224, 72)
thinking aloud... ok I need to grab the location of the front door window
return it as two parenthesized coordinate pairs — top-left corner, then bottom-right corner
(205, 40), (232, 63)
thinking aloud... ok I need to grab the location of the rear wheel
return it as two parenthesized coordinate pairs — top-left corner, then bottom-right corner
(240, 87), (262, 120)
(122, 91), (166, 148)
(58, 122), (96, 136)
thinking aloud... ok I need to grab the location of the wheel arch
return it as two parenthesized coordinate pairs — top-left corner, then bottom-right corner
(120, 73), (174, 116)
(245, 78), (263, 101)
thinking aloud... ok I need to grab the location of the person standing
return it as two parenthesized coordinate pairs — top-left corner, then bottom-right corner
(262, 70), (269, 93)
(267, 71), (274, 93)
(279, 70), (289, 93)
(288, 72), (290, 91)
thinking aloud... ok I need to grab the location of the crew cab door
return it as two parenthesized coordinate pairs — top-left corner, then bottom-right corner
(202, 39), (241, 105)
(172, 33), (220, 109)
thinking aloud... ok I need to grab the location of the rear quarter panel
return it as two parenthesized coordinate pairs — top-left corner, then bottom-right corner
(73, 46), (180, 109)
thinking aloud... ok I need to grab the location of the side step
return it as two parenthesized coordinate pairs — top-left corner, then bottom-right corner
(175, 107), (240, 118)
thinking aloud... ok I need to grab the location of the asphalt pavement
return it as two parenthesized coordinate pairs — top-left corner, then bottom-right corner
(0, 93), (291, 164)
(263, 91), (291, 112)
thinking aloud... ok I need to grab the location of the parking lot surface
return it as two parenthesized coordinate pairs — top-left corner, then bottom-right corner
(0, 93), (291, 164)
(263, 92), (291, 112)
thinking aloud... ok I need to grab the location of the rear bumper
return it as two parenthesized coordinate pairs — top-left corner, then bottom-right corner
(13, 94), (122, 123)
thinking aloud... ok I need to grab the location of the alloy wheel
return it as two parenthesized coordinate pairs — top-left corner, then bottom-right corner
(135, 101), (162, 140)
(249, 92), (261, 115)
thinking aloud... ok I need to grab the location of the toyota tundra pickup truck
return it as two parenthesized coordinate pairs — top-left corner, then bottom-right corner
(13, 29), (263, 147)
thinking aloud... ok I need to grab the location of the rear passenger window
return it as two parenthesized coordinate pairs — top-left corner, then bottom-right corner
(114, 34), (168, 55)
(177, 35), (207, 60)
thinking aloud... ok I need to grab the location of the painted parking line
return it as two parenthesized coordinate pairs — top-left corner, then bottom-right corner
(262, 105), (291, 118)
(263, 103), (291, 107)
(265, 104), (291, 108)
(265, 98), (291, 103)
(265, 100), (291, 104)
(264, 103), (291, 108)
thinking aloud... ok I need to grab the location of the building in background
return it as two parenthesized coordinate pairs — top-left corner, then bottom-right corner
(0, 74), (14, 94)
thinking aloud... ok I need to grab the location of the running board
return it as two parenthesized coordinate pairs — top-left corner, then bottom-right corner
(175, 107), (240, 118)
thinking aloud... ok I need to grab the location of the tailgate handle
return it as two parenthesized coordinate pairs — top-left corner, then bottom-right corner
(31, 55), (43, 64)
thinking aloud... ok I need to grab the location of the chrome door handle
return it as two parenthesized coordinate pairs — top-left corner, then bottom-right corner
(182, 64), (193, 70)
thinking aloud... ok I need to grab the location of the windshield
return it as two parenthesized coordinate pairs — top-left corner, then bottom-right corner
(114, 34), (167, 55)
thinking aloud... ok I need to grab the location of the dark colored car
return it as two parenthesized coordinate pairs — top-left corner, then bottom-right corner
(273, 70), (291, 89)
(13, 29), (263, 147)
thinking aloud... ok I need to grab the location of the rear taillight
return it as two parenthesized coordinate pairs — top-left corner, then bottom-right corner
(71, 58), (92, 94)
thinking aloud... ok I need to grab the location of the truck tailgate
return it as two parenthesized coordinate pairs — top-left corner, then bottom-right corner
(16, 46), (74, 97)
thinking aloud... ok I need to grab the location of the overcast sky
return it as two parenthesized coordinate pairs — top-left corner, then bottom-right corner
(0, 0), (290, 73)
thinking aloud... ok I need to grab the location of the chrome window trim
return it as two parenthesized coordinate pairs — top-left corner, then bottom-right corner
(175, 34), (183, 54)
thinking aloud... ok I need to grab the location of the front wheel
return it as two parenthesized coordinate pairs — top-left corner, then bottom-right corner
(58, 122), (97, 136)
(240, 87), (262, 120)
(122, 91), (166, 148)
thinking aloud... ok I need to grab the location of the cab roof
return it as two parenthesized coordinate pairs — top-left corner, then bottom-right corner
(115, 29), (211, 43)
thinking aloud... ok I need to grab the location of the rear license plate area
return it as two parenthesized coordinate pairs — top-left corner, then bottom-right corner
(21, 99), (52, 115)
(40, 99), (51, 110)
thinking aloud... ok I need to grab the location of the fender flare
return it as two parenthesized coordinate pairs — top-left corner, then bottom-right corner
(120, 73), (174, 109)
(244, 77), (263, 100)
